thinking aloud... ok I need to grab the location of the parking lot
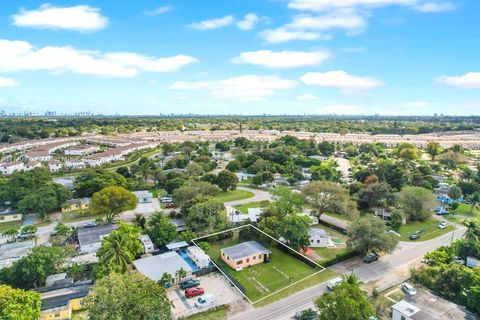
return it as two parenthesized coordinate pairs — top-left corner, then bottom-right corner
(167, 273), (243, 319)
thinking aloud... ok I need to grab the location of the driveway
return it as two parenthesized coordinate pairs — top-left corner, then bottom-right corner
(228, 225), (466, 320)
(224, 187), (272, 207)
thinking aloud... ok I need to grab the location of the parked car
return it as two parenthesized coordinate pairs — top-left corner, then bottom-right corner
(409, 233), (420, 240)
(363, 253), (379, 263)
(180, 279), (201, 289)
(386, 230), (401, 237)
(438, 222), (448, 229)
(82, 221), (97, 228)
(294, 309), (318, 320)
(160, 197), (173, 203)
(402, 283), (417, 296)
(166, 203), (176, 208)
(454, 256), (466, 265)
(185, 287), (205, 298)
(195, 293), (216, 309)
(326, 277), (343, 290)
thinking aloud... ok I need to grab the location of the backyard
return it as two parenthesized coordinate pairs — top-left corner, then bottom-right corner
(234, 201), (268, 214)
(214, 189), (254, 203)
(309, 224), (353, 264)
(205, 228), (321, 303)
(398, 218), (454, 241)
(449, 203), (479, 217)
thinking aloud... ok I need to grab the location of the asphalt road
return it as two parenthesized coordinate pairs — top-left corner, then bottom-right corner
(224, 186), (272, 207)
(229, 224), (466, 320)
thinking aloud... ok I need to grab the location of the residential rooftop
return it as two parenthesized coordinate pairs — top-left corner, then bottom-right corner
(221, 241), (271, 261)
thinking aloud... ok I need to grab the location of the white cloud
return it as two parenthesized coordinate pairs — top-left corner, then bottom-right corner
(0, 76), (18, 87)
(403, 101), (429, 108)
(12, 4), (108, 32)
(237, 13), (259, 30)
(189, 15), (235, 30)
(315, 104), (364, 114)
(297, 94), (317, 101)
(300, 70), (383, 94)
(171, 75), (297, 102)
(232, 50), (330, 69)
(288, 0), (416, 12)
(436, 72), (480, 89)
(0, 39), (197, 78)
(414, 2), (455, 12)
(260, 28), (328, 43)
(144, 6), (174, 16)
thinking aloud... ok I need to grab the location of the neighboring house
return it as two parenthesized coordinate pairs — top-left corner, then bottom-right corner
(133, 190), (152, 204)
(139, 234), (155, 253)
(166, 241), (189, 252)
(227, 207), (262, 224)
(391, 300), (420, 320)
(133, 251), (193, 283)
(221, 241), (271, 270)
(64, 145), (100, 156)
(0, 206), (22, 223)
(308, 228), (334, 248)
(187, 246), (210, 269)
(171, 218), (186, 232)
(297, 212), (319, 225)
(0, 240), (35, 270)
(37, 278), (91, 320)
(373, 207), (393, 222)
(77, 225), (116, 253)
(61, 198), (91, 213)
(235, 172), (255, 181)
(25, 161), (42, 171)
(0, 161), (25, 175)
(48, 160), (62, 173)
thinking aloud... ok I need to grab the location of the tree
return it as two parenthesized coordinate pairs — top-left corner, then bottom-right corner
(74, 169), (128, 197)
(185, 199), (226, 235)
(0, 246), (70, 288)
(0, 284), (41, 320)
(468, 192), (480, 214)
(436, 151), (468, 169)
(426, 141), (442, 160)
(448, 185), (463, 202)
(90, 186), (137, 223)
(147, 212), (177, 247)
(2, 228), (18, 242)
(158, 272), (173, 287)
(153, 169), (167, 187)
(318, 141), (335, 156)
(270, 186), (304, 215)
(136, 157), (155, 183)
(314, 280), (375, 320)
(357, 182), (395, 209)
(96, 222), (142, 275)
(347, 217), (399, 254)
(278, 215), (311, 250)
(175, 268), (187, 284)
(20, 224), (37, 235)
(164, 178), (186, 194)
(397, 186), (436, 221)
(216, 170), (238, 192)
(462, 220), (480, 242)
(86, 272), (172, 320)
(198, 241), (211, 253)
(226, 160), (241, 172)
(301, 181), (354, 219)
(390, 209), (404, 230)
(186, 162), (204, 176)
(54, 222), (70, 236)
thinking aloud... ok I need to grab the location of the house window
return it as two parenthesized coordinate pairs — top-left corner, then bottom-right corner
(258, 254), (262, 259)
(317, 240), (320, 243)
(0, 217), (4, 220)
(246, 258), (249, 263)
(400, 316), (406, 320)
(222, 252), (225, 256)
(253, 256), (256, 260)
(236, 260), (242, 265)
(54, 311), (61, 317)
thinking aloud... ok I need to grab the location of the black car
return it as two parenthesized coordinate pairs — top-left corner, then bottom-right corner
(180, 279), (201, 289)
(409, 233), (421, 240)
(363, 253), (379, 263)
(294, 309), (318, 320)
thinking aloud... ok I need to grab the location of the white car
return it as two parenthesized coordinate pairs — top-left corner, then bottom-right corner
(438, 222), (448, 229)
(195, 293), (216, 309)
(402, 283), (417, 296)
(326, 277), (343, 291)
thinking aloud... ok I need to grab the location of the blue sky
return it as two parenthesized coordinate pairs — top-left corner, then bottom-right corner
(0, 0), (479, 115)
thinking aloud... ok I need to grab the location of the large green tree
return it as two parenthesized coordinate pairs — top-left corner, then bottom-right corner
(90, 186), (137, 222)
(74, 169), (128, 197)
(278, 215), (311, 250)
(347, 216), (399, 254)
(147, 212), (177, 247)
(86, 272), (172, 320)
(314, 279), (375, 320)
(185, 198), (226, 235)
(397, 186), (436, 221)
(0, 284), (41, 320)
(270, 186), (304, 215)
(426, 141), (442, 160)
(301, 181), (355, 219)
(215, 170), (238, 192)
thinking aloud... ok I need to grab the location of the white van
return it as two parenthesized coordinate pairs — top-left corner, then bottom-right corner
(160, 197), (173, 203)
(326, 277), (343, 291)
(195, 293), (216, 309)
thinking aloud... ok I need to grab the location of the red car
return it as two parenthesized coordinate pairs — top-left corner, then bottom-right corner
(185, 287), (205, 298)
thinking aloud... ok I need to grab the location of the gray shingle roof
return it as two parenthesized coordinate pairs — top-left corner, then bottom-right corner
(221, 241), (271, 261)
(77, 224), (116, 246)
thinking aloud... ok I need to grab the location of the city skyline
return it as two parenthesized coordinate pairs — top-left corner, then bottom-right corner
(0, 0), (479, 115)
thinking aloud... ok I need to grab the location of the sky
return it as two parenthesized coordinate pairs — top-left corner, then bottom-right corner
(0, 0), (479, 116)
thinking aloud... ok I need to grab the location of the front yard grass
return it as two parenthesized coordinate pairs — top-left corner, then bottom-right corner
(449, 203), (480, 217)
(214, 189), (254, 203)
(309, 224), (353, 264)
(206, 228), (321, 303)
(398, 219), (454, 241)
(61, 211), (98, 223)
(234, 201), (268, 214)
(186, 305), (228, 320)
(0, 220), (23, 233)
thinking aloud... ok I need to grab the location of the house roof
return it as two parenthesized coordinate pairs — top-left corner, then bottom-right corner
(132, 190), (151, 198)
(221, 241), (271, 261)
(133, 251), (193, 281)
(40, 282), (91, 311)
(77, 224), (116, 247)
(392, 300), (420, 317)
(166, 241), (189, 250)
(309, 228), (331, 238)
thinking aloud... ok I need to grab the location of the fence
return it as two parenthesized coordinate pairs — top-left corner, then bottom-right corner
(214, 263), (246, 294)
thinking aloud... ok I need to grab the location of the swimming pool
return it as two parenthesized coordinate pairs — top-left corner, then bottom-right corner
(178, 250), (200, 272)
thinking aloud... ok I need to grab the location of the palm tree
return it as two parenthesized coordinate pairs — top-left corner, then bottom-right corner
(468, 192), (480, 214)
(462, 219), (480, 242)
(97, 232), (134, 273)
(2, 228), (18, 242)
(132, 214), (147, 230)
(175, 267), (187, 284)
(342, 272), (362, 286)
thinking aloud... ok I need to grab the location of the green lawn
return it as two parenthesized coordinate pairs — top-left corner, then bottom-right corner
(0, 220), (23, 233)
(207, 234), (320, 302)
(61, 211), (99, 223)
(398, 219), (454, 241)
(323, 211), (354, 222)
(186, 305), (228, 320)
(234, 201), (268, 214)
(214, 189), (254, 203)
(450, 203), (480, 217)
(310, 224), (353, 264)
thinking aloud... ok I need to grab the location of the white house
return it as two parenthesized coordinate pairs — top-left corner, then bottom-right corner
(308, 228), (334, 248)
(77, 225), (116, 253)
(227, 207), (262, 224)
(139, 234), (155, 253)
(187, 246), (210, 269)
(133, 190), (152, 204)
(297, 212), (319, 225)
(64, 145), (100, 156)
(133, 251), (193, 283)
(48, 160), (62, 172)
(236, 172), (255, 181)
(391, 300), (420, 320)
(0, 162), (25, 175)
(25, 161), (41, 171)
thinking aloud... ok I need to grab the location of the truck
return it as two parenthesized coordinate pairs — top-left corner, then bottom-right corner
(195, 293), (216, 309)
